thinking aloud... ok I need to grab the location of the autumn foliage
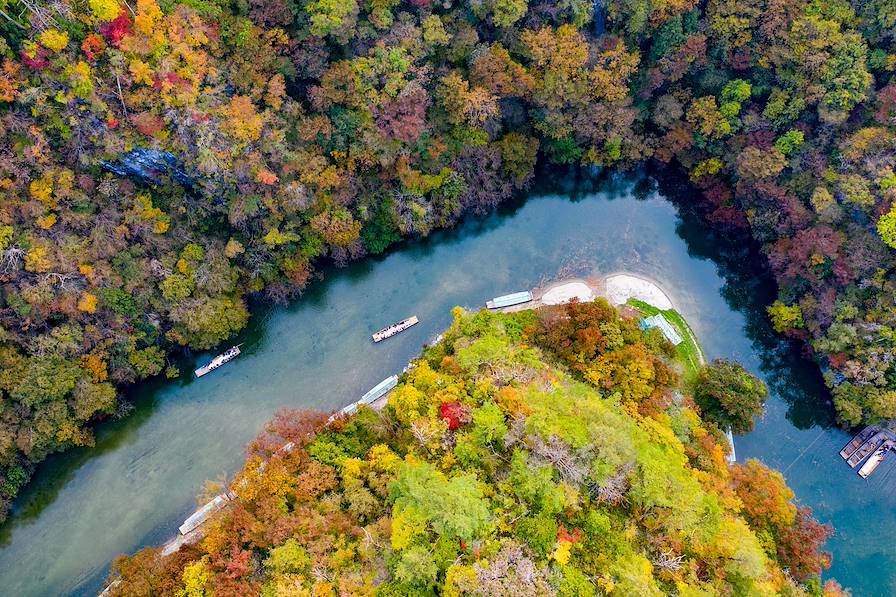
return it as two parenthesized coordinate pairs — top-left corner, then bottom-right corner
(0, 0), (894, 529)
(107, 305), (837, 595)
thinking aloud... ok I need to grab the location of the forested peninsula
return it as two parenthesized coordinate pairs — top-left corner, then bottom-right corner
(105, 301), (844, 596)
(1, 0), (895, 520)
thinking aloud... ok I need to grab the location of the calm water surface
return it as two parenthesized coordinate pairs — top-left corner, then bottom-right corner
(0, 173), (889, 596)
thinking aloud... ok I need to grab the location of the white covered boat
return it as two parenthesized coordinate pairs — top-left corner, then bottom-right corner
(194, 345), (241, 377)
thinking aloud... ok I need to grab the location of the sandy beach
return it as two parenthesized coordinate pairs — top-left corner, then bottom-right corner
(603, 273), (674, 310)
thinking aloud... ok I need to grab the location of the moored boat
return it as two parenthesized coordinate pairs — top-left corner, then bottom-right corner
(178, 491), (237, 535)
(336, 375), (400, 418)
(847, 431), (887, 468)
(194, 345), (241, 377)
(840, 426), (880, 460)
(360, 375), (399, 405)
(486, 290), (532, 309)
(372, 316), (419, 342)
(859, 440), (894, 478)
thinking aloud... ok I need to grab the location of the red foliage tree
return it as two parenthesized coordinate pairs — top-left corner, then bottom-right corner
(81, 34), (104, 60)
(440, 401), (472, 430)
(776, 506), (833, 581)
(20, 47), (49, 70)
(247, 408), (330, 458)
(99, 12), (133, 47)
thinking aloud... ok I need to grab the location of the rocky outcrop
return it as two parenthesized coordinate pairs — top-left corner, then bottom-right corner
(103, 148), (193, 186)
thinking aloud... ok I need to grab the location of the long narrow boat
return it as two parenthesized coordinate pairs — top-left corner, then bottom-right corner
(372, 316), (419, 342)
(194, 345), (241, 377)
(847, 431), (887, 468)
(333, 375), (400, 420)
(360, 375), (399, 405)
(859, 440), (894, 478)
(178, 491), (237, 535)
(486, 291), (532, 310)
(840, 426), (880, 460)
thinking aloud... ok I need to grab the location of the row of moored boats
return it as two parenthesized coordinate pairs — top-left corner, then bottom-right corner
(840, 426), (896, 478)
(170, 291), (533, 575)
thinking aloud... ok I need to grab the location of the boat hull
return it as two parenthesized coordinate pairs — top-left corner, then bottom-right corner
(486, 291), (533, 309)
(847, 431), (887, 468)
(859, 440), (894, 478)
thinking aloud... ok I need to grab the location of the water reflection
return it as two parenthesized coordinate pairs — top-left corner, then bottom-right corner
(651, 172), (836, 430)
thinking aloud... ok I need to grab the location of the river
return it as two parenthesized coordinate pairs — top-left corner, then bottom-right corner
(0, 171), (890, 596)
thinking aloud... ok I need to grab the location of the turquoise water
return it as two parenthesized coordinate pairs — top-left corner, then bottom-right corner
(0, 172), (885, 595)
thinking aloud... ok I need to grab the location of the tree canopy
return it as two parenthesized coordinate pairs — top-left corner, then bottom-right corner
(1, 0), (896, 519)
(695, 359), (769, 434)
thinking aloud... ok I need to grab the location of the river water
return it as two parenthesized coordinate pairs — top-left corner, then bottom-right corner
(0, 172), (890, 596)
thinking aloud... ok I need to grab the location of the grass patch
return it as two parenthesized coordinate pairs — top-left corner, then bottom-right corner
(626, 298), (704, 381)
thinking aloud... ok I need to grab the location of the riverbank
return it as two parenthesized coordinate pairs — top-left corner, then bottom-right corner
(497, 272), (675, 313)
(5, 188), (871, 597)
(496, 273), (704, 368)
(131, 272), (710, 586)
(105, 283), (819, 597)
(489, 274), (728, 463)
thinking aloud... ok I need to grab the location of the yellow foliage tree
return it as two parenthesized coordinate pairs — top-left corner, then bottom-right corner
(80, 353), (109, 383)
(39, 29), (69, 52)
(135, 0), (163, 36)
(129, 60), (154, 86)
(24, 245), (52, 272)
(30, 174), (55, 208)
(179, 559), (210, 597)
(37, 214), (57, 230)
(78, 292), (99, 314)
(551, 538), (572, 565)
(224, 238), (245, 258)
(89, 0), (121, 21)
(390, 504), (428, 551)
(224, 96), (264, 143)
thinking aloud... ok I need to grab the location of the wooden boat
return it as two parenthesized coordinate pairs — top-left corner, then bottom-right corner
(372, 316), (418, 342)
(859, 440), (894, 478)
(840, 426), (880, 460)
(847, 431), (887, 468)
(194, 345), (241, 377)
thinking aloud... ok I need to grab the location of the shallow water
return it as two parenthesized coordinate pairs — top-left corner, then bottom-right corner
(0, 172), (887, 596)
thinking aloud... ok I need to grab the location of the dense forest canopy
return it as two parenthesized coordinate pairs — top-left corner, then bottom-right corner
(106, 302), (847, 596)
(0, 0), (895, 521)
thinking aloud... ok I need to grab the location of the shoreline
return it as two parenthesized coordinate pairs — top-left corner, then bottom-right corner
(499, 273), (706, 366)
(103, 271), (718, 595)
(497, 272), (675, 316)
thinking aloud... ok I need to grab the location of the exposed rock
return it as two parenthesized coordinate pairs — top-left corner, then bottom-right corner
(103, 148), (193, 186)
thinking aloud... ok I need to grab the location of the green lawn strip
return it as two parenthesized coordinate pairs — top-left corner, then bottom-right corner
(626, 298), (704, 379)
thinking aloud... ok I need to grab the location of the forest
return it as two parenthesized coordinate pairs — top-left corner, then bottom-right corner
(105, 301), (847, 596)
(0, 0), (895, 520)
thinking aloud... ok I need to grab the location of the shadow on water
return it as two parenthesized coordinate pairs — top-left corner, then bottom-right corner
(0, 384), (162, 547)
(652, 170), (836, 430)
